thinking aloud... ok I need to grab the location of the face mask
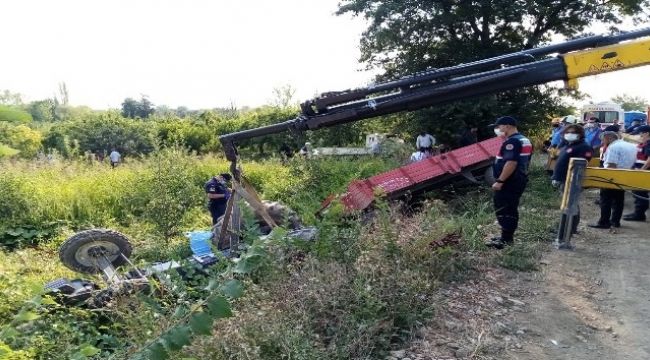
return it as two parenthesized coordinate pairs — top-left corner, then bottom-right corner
(494, 128), (505, 137)
(564, 133), (579, 142)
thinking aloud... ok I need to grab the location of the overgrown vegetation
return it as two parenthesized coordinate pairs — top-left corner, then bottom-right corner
(0, 150), (559, 359)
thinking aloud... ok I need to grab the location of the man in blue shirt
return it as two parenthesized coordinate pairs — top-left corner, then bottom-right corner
(205, 173), (232, 225)
(487, 116), (532, 249)
(549, 119), (564, 148)
(584, 117), (602, 154)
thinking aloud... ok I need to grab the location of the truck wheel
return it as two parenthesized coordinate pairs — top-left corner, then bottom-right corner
(59, 229), (132, 274)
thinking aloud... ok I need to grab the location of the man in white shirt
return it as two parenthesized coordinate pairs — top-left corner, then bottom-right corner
(109, 149), (121, 168)
(416, 132), (435, 152)
(410, 150), (428, 162)
(589, 129), (637, 229)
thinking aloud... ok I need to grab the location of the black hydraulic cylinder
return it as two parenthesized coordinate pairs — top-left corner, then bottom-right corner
(220, 57), (566, 148)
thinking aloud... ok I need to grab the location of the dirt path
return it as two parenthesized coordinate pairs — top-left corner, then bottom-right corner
(509, 189), (650, 360)
(390, 189), (650, 360)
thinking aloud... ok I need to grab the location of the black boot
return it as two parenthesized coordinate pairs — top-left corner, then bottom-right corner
(623, 213), (646, 222)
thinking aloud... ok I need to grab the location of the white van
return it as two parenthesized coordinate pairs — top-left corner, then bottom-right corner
(581, 102), (624, 129)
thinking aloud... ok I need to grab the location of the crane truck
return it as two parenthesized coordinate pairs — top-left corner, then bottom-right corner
(218, 28), (650, 217)
(48, 27), (650, 306)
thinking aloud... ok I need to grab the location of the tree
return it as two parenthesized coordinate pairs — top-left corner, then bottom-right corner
(27, 99), (56, 122)
(121, 95), (155, 119)
(5, 124), (42, 158)
(42, 125), (73, 157)
(337, 1), (650, 139)
(53, 82), (71, 121)
(271, 84), (297, 108)
(65, 111), (156, 155)
(611, 94), (648, 111)
(175, 106), (190, 118)
(0, 90), (23, 106)
(57, 82), (69, 106)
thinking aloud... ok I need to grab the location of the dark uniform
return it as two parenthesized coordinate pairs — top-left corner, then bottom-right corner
(552, 140), (593, 233)
(627, 140), (650, 220)
(493, 133), (533, 244)
(205, 177), (231, 225)
(552, 141), (594, 184)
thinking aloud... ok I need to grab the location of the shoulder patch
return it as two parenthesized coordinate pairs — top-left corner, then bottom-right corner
(505, 144), (514, 150)
(566, 148), (573, 154)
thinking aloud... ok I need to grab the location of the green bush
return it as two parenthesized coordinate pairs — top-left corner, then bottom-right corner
(63, 111), (157, 156)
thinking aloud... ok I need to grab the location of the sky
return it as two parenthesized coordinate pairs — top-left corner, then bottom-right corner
(1, 0), (648, 110)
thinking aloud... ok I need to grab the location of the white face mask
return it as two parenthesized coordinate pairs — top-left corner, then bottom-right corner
(494, 128), (505, 137)
(564, 133), (579, 142)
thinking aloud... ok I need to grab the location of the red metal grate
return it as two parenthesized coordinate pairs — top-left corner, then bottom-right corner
(338, 137), (503, 210)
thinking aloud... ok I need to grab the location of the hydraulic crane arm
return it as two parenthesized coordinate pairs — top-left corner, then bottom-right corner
(220, 28), (650, 175)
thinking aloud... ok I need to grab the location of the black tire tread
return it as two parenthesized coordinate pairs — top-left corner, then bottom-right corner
(59, 229), (132, 274)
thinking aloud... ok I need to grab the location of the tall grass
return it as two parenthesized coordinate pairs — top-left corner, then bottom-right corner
(0, 153), (560, 359)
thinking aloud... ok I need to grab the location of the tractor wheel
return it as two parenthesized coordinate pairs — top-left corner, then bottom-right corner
(59, 229), (132, 274)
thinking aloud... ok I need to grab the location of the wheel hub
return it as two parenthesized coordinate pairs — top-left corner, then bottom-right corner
(74, 241), (122, 268)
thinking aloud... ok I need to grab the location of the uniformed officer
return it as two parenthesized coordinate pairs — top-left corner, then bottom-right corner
(205, 173), (232, 225)
(487, 116), (532, 249)
(551, 124), (593, 234)
(624, 124), (650, 221)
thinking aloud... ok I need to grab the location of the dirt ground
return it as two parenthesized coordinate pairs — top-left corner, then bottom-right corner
(390, 189), (650, 360)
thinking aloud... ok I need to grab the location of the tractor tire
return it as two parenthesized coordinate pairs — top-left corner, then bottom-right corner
(59, 229), (133, 274)
(212, 201), (302, 248)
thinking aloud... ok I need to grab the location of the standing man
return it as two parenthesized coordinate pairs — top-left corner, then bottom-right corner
(205, 173), (232, 225)
(487, 116), (532, 249)
(584, 117), (602, 155)
(623, 125), (650, 221)
(546, 118), (564, 176)
(109, 149), (121, 168)
(588, 129), (637, 229)
(416, 131), (436, 152)
(549, 118), (564, 148)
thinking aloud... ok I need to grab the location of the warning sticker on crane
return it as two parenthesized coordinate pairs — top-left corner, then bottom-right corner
(613, 59), (625, 68)
(601, 62), (612, 71)
(588, 65), (599, 73)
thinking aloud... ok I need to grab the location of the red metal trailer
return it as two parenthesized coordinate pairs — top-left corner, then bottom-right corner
(326, 137), (503, 211)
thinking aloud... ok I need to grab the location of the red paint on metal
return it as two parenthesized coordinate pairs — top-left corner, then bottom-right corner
(336, 137), (503, 210)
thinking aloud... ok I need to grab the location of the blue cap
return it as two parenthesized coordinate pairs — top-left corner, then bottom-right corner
(632, 125), (650, 135)
(489, 116), (518, 127)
